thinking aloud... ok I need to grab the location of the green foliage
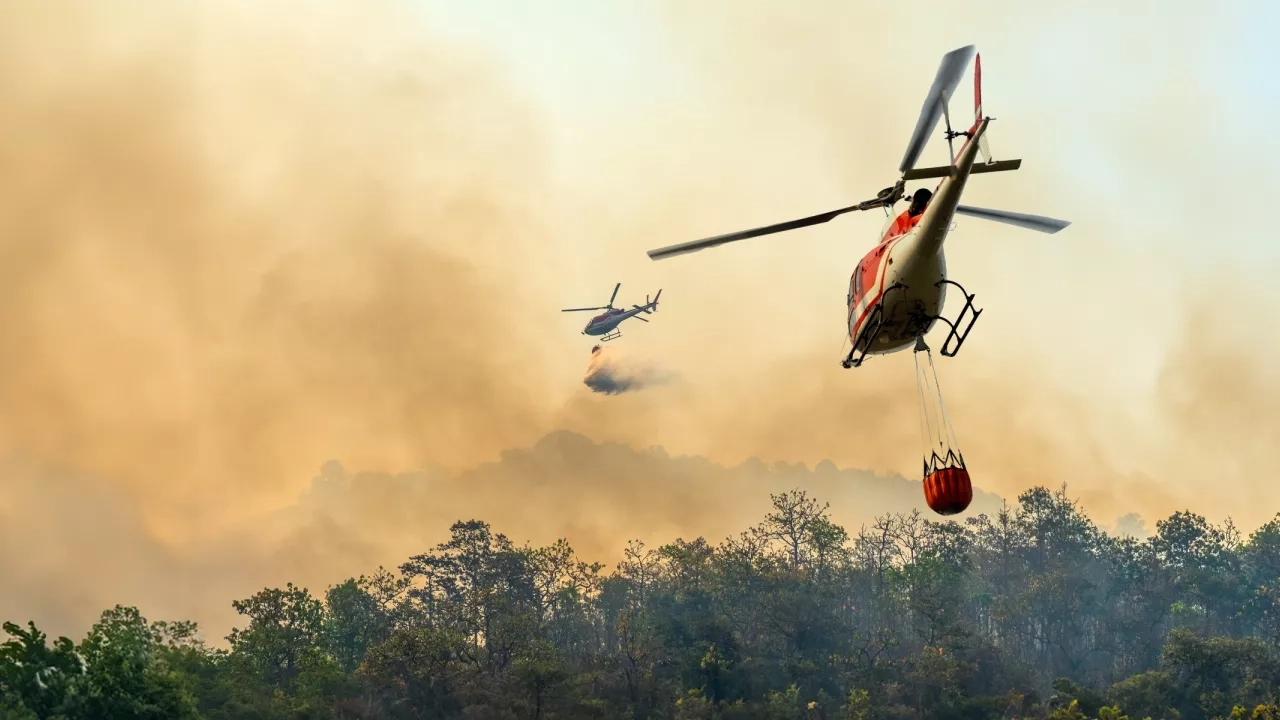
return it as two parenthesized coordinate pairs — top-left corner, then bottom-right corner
(0, 619), (85, 717)
(1049, 699), (1087, 720)
(78, 605), (202, 719)
(1053, 677), (1107, 718)
(842, 688), (872, 720)
(1108, 670), (1179, 720)
(227, 582), (327, 693)
(4, 487), (1280, 719)
(1097, 705), (1129, 720)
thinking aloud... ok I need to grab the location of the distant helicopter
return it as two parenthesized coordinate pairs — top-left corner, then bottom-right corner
(646, 46), (1070, 517)
(562, 283), (662, 342)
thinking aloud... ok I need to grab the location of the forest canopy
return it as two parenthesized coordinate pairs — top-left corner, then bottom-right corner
(3, 485), (1279, 720)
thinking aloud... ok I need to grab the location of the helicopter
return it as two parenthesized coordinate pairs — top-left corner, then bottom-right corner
(562, 283), (662, 342)
(645, 45), (1070, 517)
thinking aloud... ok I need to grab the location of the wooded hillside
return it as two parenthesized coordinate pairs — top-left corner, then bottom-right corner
(4, 486), (1278, 719)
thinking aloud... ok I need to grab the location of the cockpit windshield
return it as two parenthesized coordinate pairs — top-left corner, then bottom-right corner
(878, 210), (898, 240)
(878, 188), (934, 242)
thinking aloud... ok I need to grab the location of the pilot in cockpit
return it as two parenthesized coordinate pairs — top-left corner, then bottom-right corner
(907, 188), (933, 217)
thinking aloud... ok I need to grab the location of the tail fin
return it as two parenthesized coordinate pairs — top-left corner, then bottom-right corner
(970, 53), (982, 132)
(971, 53), (992, 162)
(636, 290), (662, 314)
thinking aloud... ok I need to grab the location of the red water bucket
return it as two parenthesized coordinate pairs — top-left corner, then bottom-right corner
(923, 466), (973, 516)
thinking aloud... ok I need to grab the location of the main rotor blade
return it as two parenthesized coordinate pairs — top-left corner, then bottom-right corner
(609, 282), (620, 306)
(955, 205), (1071, 234)
(647, 203), (867, 261)
(899, 45), (976, 174)
(562, 306), (605, 312)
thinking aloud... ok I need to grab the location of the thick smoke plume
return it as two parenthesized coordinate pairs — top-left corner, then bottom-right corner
(583, 345), (674, 395)
(0, 1), (559, 533)
(0, 0), (564, 636)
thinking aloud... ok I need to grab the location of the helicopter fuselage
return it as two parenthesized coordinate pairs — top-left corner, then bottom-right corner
(582, 309), (628, 336)
(564, 285), (662, 341)
(847, 118), (988, 358)
(581, 297), (660, 336)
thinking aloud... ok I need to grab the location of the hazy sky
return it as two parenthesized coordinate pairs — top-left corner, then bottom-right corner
(0, 0), (1277, 637)
(412, 0), (1280, 515)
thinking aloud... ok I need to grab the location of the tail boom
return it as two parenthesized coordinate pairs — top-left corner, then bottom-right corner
(914, 117), (991, 257)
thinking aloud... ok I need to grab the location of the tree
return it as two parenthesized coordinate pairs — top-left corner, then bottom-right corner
(360, 626), (467, 719)
(4, 486), (1280, 720)
(762, 490), (831, 571)
(227, 583), (327, 692)
(77, 605), (201, 719)
(326, 577), (393, 674)
(0, 620), (85, 718)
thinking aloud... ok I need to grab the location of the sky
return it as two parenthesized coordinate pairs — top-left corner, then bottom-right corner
(0, 0), (1278, 639)
(414, 0), (1280, 505)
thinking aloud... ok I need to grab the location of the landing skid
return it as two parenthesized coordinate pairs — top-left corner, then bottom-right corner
(840, 278), (982, 368)
(842, 283), (908, 369)
(930, 279), (982, 357)
(600, 328), (622, 342)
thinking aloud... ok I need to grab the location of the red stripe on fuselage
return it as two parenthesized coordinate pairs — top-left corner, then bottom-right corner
(849, 231), (910, 342)
(880, 209), (923, 244)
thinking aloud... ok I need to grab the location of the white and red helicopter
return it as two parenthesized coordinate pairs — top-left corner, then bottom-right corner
(562, 282), (662, 343)
(646, 46), (1069, 516)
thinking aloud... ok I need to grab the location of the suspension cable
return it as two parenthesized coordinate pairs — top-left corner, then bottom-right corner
(913, 347), (945, 467)
(914, 337), (967, 476)
(925, 349), (963, 458)
(913, 351), (932, 474)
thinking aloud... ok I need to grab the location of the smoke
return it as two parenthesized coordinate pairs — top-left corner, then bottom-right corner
(0, 0), (571, 634)
(583, 345), (675, 395)
(1111, 513), (1150, 539)
(1, 429), (1006, 641)
(1, 0), (1277, 643)
(0, 1), (562, 538)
